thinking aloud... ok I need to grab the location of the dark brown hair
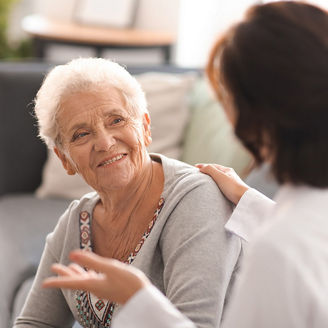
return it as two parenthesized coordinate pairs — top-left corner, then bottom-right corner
(207, 1), (328, 187)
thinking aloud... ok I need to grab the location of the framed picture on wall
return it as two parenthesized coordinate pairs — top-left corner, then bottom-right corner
(74, 0), (138, 28)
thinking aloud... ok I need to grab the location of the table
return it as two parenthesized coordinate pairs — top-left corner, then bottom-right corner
(21, 15), (176, 63)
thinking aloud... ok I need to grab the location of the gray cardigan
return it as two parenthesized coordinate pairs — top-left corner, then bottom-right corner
(14, 154), (241, 328)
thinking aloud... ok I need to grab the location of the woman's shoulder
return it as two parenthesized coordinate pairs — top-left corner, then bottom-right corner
(153, 153), (225, 200)
(46, 192), (99, 252)
(152, 153), (211, 182)
(151, 155), (232, 228)
(58, 191), (99, 224)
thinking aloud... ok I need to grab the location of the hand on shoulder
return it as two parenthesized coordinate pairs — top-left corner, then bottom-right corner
(196, 164), (249, 205)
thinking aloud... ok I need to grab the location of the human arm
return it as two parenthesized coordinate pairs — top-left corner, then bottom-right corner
(160, 178), (241, 327)
(13, 204), (79, 328)
(196, 164), (249, 205)
(197, 164), (276, 242)
(45, 180), (239, 328)
(43, 250), (196, 328)
(42, 250), (149, 304)
(113, 284), (196, 328)
(45, 184), (240, 328)
(221, 236), (314, 328)
(13, 242), (75, 327)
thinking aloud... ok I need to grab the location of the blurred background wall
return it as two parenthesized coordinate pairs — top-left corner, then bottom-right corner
(2, 0), (328, 66)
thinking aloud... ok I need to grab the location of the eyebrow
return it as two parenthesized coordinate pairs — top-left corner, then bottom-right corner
(66, 108), (126, 135)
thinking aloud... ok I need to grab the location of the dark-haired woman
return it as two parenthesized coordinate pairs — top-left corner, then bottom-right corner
(42, 2), (328, 328)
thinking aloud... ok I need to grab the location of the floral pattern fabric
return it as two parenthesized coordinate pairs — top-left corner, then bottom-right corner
(76, 197), (165, 327)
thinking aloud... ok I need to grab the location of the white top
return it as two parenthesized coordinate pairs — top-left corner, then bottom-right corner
(112, 185), (328, 328)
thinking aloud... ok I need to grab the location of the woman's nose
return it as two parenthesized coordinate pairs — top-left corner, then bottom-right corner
(94, 130), (116, 152)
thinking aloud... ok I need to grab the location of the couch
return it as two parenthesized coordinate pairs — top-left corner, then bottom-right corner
(0, 61), (278, 328)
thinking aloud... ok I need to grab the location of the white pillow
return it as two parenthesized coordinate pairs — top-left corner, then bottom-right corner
(36, 72), (196, 199)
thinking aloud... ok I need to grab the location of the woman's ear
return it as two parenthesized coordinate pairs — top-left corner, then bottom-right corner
(54, 147), (76, 175)
(143, 112), (152, 147)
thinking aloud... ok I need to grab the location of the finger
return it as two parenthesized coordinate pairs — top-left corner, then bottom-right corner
(217, 165), (232, 172)
(196, 163), (231, 173)
(199, 164), (226, 178)
(210, 164), (233, 173)
(51, 263), (75, 277)
(68, 263), (86, 275)
(69, 250), (119, 274)
(42, 276), (91, 290)
(199, 164), (232, 188)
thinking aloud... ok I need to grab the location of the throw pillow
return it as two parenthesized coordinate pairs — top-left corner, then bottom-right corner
(181, 77), (252, 177)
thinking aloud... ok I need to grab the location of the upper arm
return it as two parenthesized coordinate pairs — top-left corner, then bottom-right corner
(222, 238), (308, 328)
(13, 242), (74, 328)
(13, 207), (77, 328)
(160, 181), (241, 328)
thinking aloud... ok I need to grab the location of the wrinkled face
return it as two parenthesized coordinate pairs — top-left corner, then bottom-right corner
(55, 86), (151, 192)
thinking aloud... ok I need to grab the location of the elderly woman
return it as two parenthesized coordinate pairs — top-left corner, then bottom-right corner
(43, 2), (328, 328)
(14, 58), (241, 328)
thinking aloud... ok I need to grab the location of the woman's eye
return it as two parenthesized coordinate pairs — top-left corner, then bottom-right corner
(112, 118), (123, 125)
(72, 132), (89, 141)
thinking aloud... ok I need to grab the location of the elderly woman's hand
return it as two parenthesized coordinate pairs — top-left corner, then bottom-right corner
(196, 164), (249, 205)
(42, 250), (150, 304)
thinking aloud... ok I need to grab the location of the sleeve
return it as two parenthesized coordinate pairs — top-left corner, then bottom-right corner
(160, 180), (241, 328)
(13, 207), (76, 328)
(225, 188), (276, 242)
(113, 285), (196, 328)
(221, 238), (307, 328)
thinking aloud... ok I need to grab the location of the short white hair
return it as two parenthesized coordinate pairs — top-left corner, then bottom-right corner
(34, 58), (148, 148)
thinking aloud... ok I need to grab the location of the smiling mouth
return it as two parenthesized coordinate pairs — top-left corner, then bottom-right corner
(98, 154), (127, 167)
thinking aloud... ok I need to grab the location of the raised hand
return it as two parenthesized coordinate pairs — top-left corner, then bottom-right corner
(42, 250), (150, 304)
(196, 163), (249, 205)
